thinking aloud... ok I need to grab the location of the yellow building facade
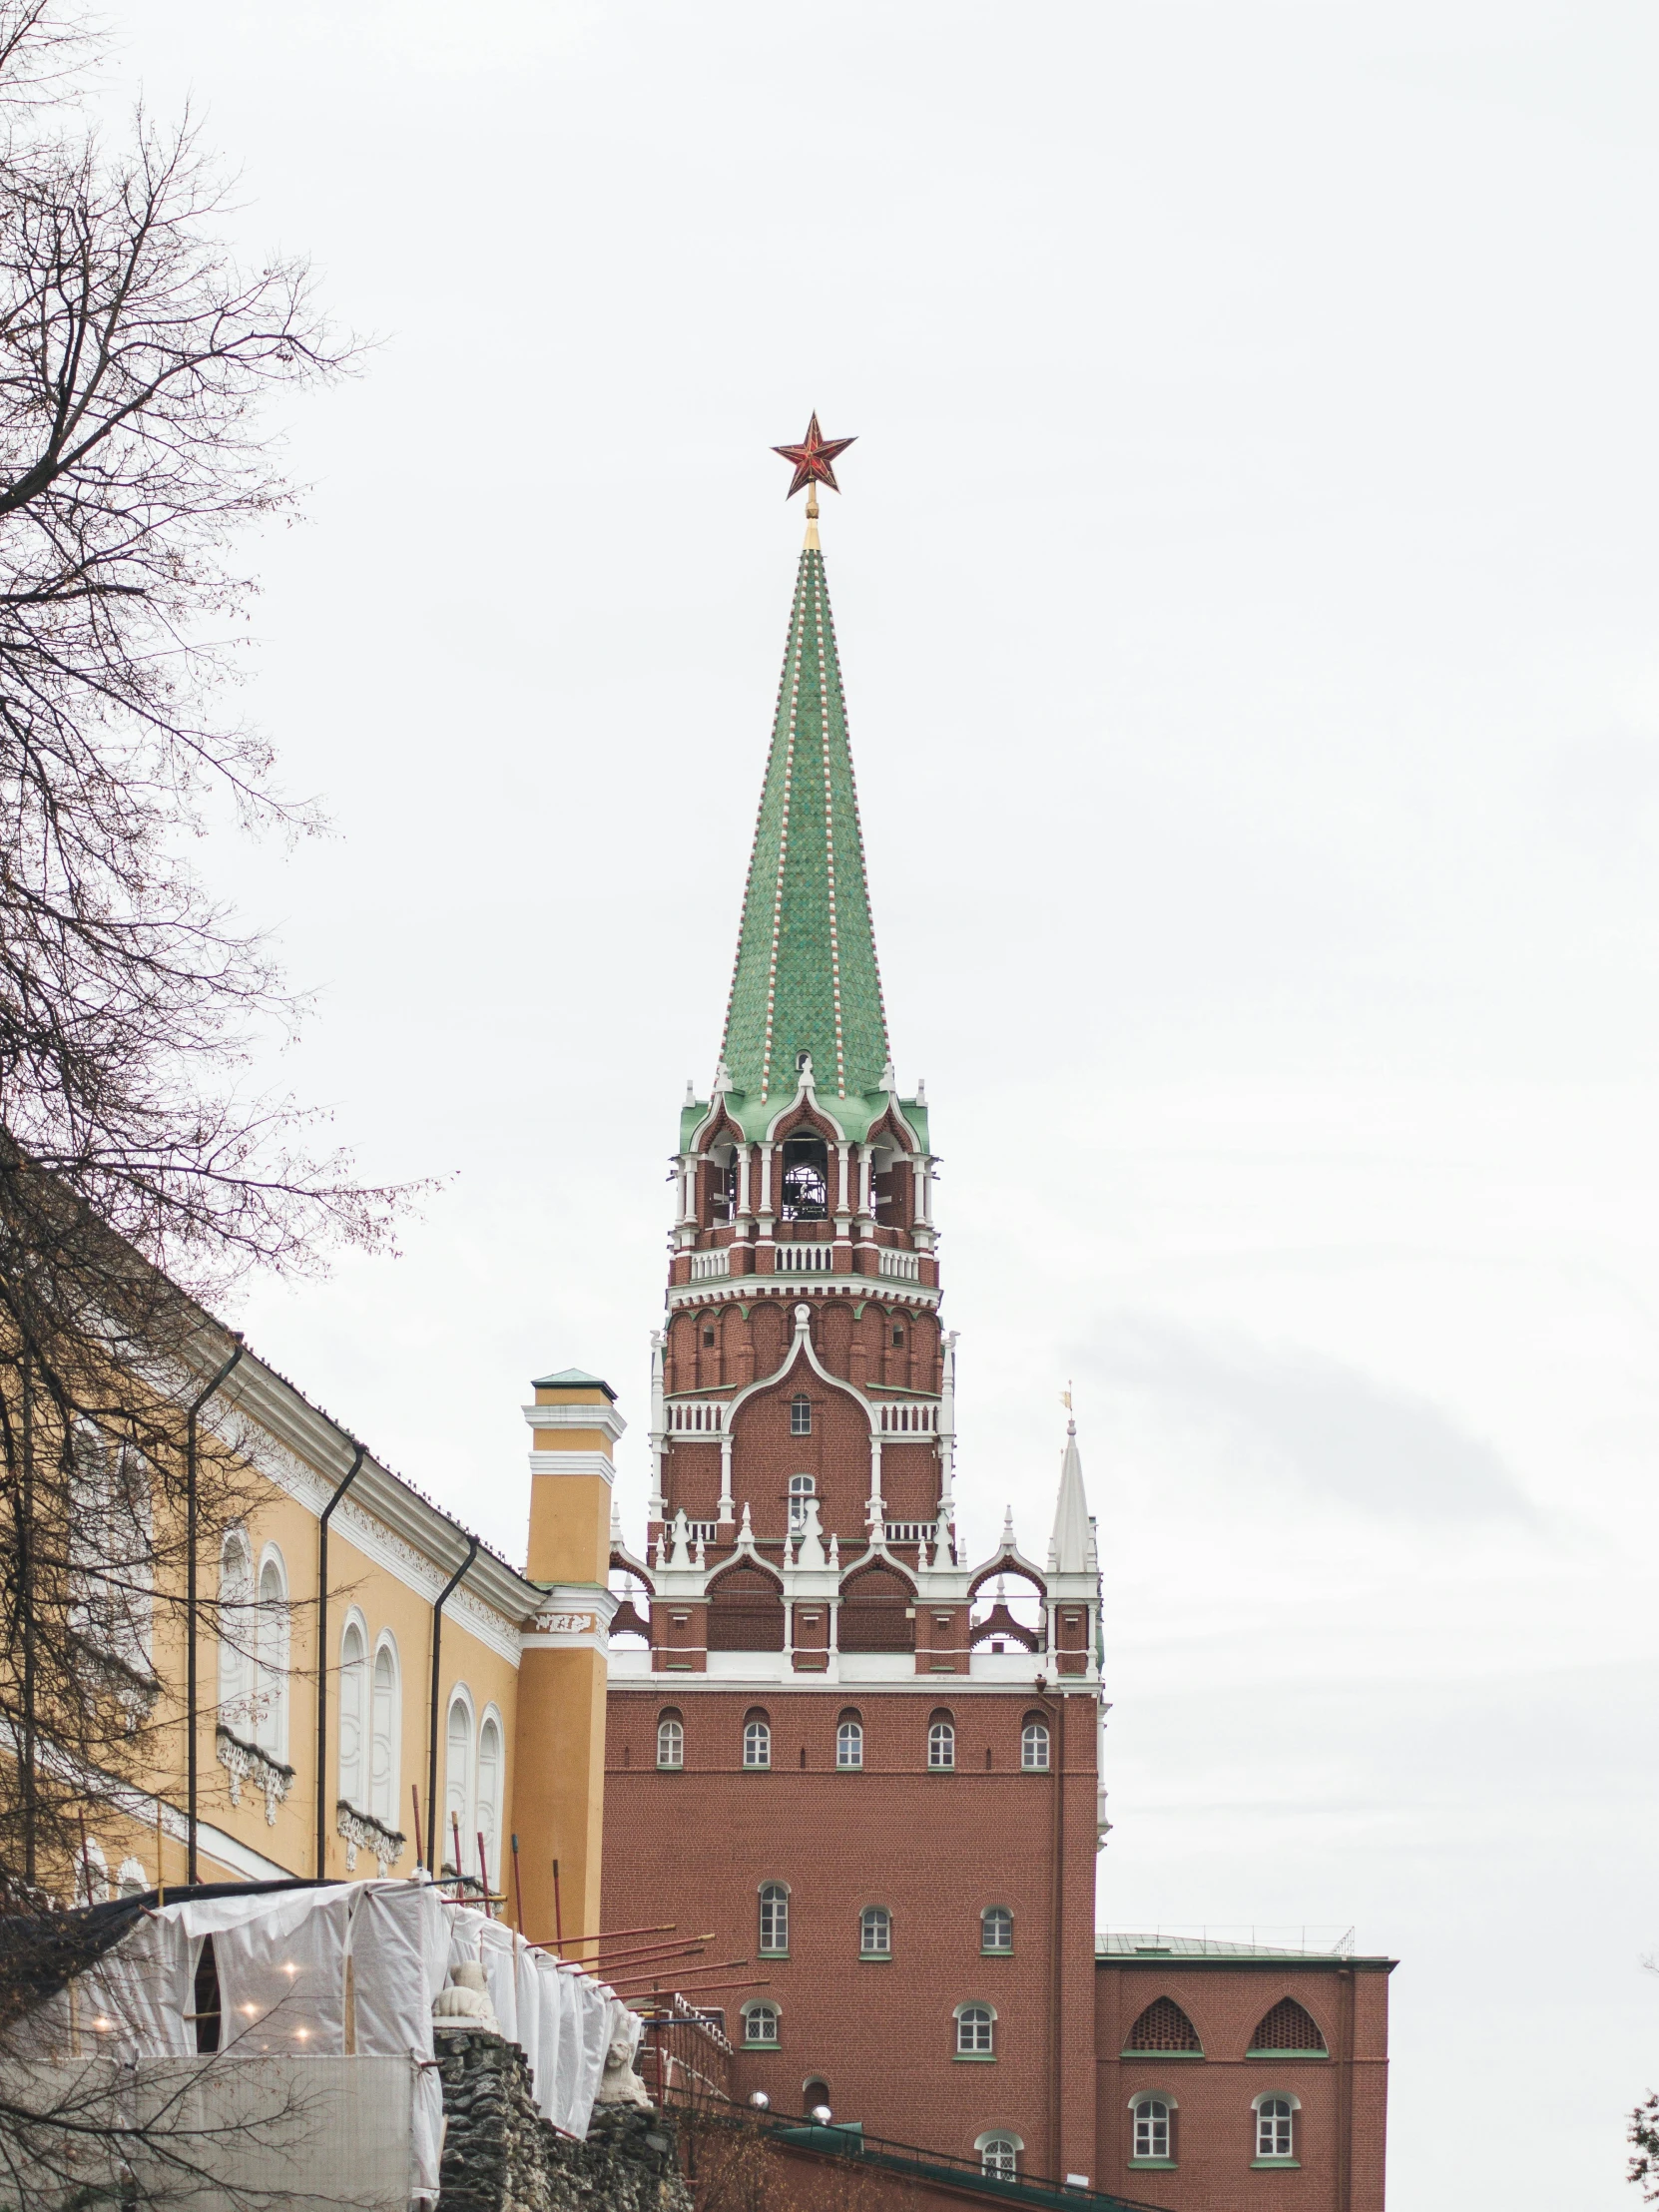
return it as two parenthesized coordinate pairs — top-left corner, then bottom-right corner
(70, 1340), (617, 1943)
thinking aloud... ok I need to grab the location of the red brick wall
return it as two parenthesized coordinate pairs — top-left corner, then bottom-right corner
(1094, 1963), (1390, 2212)
(604, 1684), (1101, 2181)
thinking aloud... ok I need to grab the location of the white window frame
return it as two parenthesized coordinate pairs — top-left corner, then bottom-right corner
(790, 1394), (813, 1436)
(476, 1704), (505, 1887)
(217, 1529), (256, 1739)
(928, 1717), (955, 1770)
(976, 2133), (1022, 2178)
(254, 1545), (290, 1762)
(443, 1685), (475, 1878)
(759, 1882), (790, 1955)
(744, 1716), (772, 1769)
(789, 1471), (816, 1531)
(657, 1714), (685, 1769)
(370, 1633), (401, 1827)
(1130, 2093), (1175, 2162)
(981, 1906), (1013, 1954)
(1253, 2092), (1299, 2160)
(1020, 1718), (1050, 1771)
(836, 1716), (864, 1770)
(742, 2000), (781, 2046)
(337, 1611), (368, 1812)
(859, 1905), (891, 1956)
(954, 2002), (995, 2057)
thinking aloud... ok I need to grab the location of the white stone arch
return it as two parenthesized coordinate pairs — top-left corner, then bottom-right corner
(740, 1998), (782, 2046)
(443, 1683), (475, 1879)
(254, 1542), (290, 1762)
(337, 1607), (369, 1811)
(370, 1632), (401, 1828)
(476, 1701), (505, 1889)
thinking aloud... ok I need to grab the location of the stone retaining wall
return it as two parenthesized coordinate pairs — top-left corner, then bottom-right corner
(435, 2026), (692, 2212)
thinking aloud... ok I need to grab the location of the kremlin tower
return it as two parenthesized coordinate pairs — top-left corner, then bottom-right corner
(599, 420), (1107, 2180)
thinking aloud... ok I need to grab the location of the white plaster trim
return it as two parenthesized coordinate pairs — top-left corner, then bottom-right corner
(523, 1401), (627, 1443)
(527, 1450), (616, 1481)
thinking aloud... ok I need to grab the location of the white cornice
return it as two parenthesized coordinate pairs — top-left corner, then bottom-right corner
(667, 1278), (939, 1313)
(528, 1450), (616, 1482)
(523, 1401), (628, 1443)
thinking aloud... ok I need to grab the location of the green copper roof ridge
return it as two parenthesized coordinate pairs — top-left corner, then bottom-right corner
(718, 543), (890, 1103)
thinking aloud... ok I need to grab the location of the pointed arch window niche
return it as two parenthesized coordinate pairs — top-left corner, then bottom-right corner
(1123, 1998), (1203, 2056)
(1249, 1998), (1328, 2055)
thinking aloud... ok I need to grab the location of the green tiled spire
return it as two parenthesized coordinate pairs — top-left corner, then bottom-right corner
(721, 544), (889, 1105)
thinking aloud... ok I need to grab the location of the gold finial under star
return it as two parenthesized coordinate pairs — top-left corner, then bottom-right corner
(773, 412), (855, 546)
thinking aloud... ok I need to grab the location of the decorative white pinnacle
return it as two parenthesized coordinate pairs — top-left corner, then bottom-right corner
(829, 1532), (840, 1567)
(713, 1058), (733, 1094)
(794, 1303), (813, 1333)
(1000, 1504), (1016, 1550)
(684, 1079), (695, 1105)
(878, 1058), (896, 1093)
(740, 1499), (754, 1538)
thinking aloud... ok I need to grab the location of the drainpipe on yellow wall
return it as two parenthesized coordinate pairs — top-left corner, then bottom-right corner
(426, 1534), (478, 1874)
(316, 1442), (365, 1877)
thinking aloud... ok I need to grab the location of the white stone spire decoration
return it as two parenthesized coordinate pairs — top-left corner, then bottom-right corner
(1049, 1413), (1092, 1573)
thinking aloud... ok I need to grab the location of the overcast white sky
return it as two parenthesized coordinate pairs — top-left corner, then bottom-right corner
(96, 2), (1659, 2201)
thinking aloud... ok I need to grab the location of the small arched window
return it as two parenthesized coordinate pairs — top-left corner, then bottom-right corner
(836, 1714), (864, 1770)
(254, 1549), (289, 1761)
(744, 1714), (772, 1769)
(477, 1710), (504, 1886)
(370, 1639), (399, 1825)
(859, 1906), (891, 1956)
(116, 1856), (147, 1899)
(1250, 1998), (1327, 2054)
(955, 2003), (995, 2057)
(1020, 1717), (1049, 1771)
(759, 1883), (790, 1954)
(791, 1394), (813, 1436)
(1131, 2095), (1173, 2162)
(657, 1713), (684, 1769)
(978, 2135), (1020, 2179)
(928, 1715), (955, 1770)
(338, 1618), (366, 1810)
(1125, 1998), (1202, 2054)
(981, 1906), (1013, 1954)
(444, 1692), (472, 1874)
(1255, 2095), (1297, 2160)
(742, 2001), (780, 2046)
(789, 1471), (816, 1531)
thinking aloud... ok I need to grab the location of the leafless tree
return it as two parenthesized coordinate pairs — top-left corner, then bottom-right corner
(0, 0), (414, 1964)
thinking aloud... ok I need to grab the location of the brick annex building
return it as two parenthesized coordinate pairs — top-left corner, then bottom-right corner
(599, 442), (1393, 2210)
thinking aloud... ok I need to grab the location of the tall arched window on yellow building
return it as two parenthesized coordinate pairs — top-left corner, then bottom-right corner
(444, 1691), (473, 1877)
(338, 1617), (367, 1810)
(477, 1709), (504, 1888)
(370, 1637), (400, 1826)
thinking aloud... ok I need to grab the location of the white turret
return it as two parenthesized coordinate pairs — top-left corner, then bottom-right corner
(1049, 1416), (1091, 1572)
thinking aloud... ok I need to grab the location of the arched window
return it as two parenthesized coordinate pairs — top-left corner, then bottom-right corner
(116, 1856), (147, 1899)
(790, 1394), (813, 1437)
(803, 2077), (831, 2116)
(1254, 2095), (1298, 2160)
(337, 1618), (366, 1810)
(789, 1471), (816, 1530)
(759, 1883), (790, 1954)
(254, 1548), (288, 1761)
(74, 1836), (109, 1906)
(978, 2135), (1020, 2179)
(657, 1712), (684, 1769)
(742, 2001), (780, 2046)
(955, 2003), (995, 2057)
(835, 1713), (863, 1769)
(744, 1714), (772, 1769)
(217, 1530), (255, 1737)
(1124, 1997), (1202, 2054)
(370, 1638), (399, 1825)
(1020, 1717), (1049, 1771)
(477, 1709), (504, 1886)
(780, 1135), (829, 1221)
(859, 1906), (891, 1956)
(927, 1714), (955, 1770)
(981, 1907), (1013, 1954)
(444, 1692), (472, 1875)
(1131, 2095), (1174, 2162)
(1250, 1998), (1327, 2054)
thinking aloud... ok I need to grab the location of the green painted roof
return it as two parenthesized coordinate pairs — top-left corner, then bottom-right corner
(720, 543), (889, 1105)
(531, 1368), (617, 1399)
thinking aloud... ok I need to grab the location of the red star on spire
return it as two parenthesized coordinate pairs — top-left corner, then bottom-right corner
(773, 412), (856, 499)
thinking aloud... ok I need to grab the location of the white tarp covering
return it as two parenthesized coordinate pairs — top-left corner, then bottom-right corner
(4, 1881), (631, 2197)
